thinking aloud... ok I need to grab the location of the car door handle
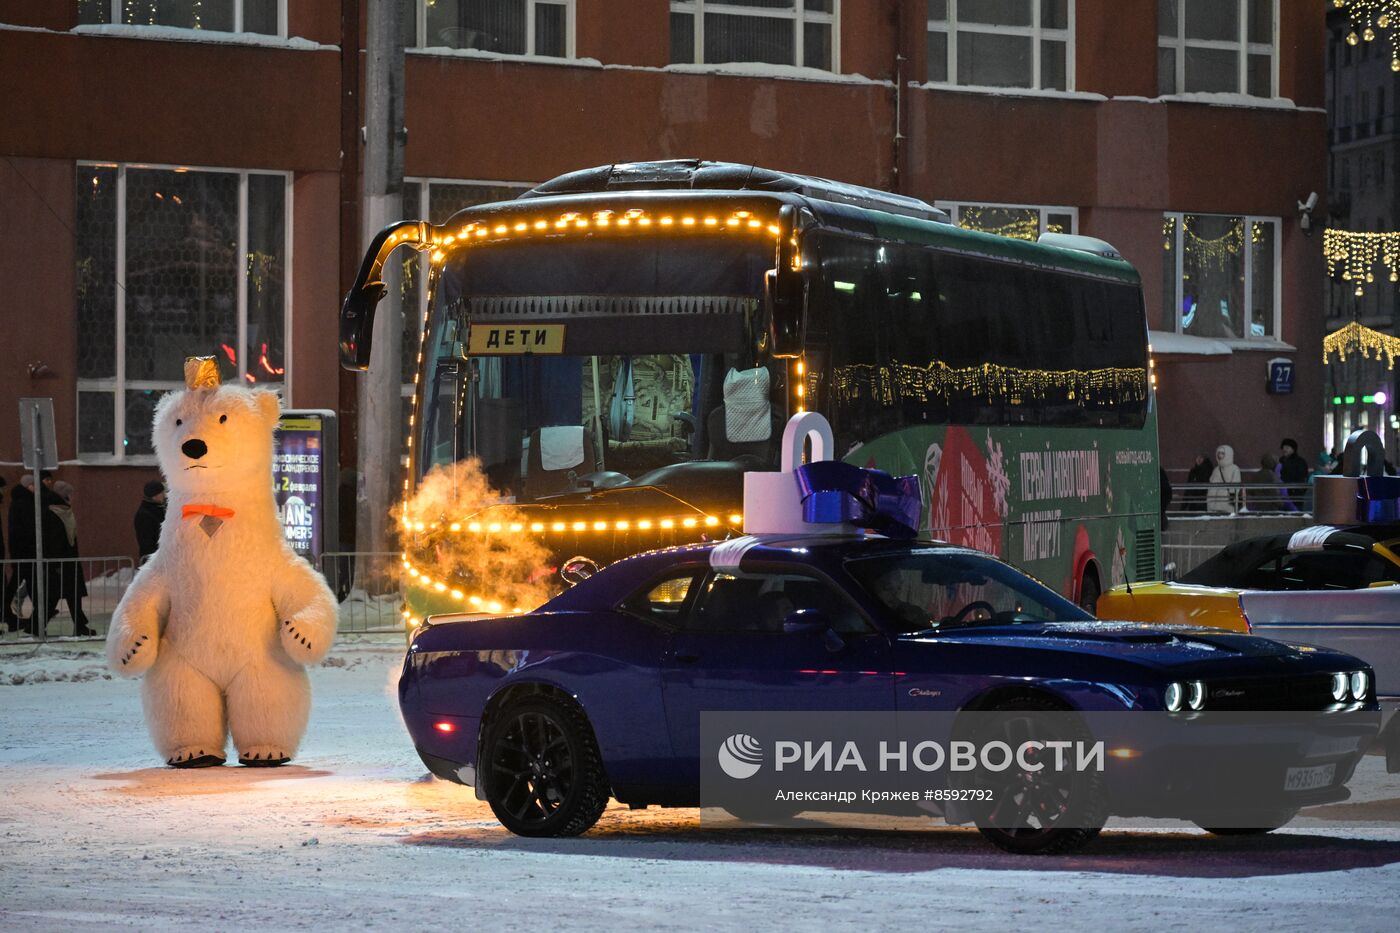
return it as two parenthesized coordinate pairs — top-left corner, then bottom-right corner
(674, 651), (701, 663)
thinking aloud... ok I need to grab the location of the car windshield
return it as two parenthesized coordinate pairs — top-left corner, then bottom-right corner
(847, 551), (1091, 634)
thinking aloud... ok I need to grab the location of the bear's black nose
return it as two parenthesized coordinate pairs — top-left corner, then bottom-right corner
(182, 438), (208, 460)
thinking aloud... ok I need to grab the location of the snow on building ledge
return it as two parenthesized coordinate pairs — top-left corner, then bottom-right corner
(1148, 330), (1234, 357)
(406, 46), (891, 86)
(68, 23), (338, 52)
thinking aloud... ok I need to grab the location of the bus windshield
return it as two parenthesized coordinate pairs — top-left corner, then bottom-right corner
(417, 234), (787, 502)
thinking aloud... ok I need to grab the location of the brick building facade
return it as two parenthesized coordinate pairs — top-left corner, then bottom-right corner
(0, 0), (1326, 560)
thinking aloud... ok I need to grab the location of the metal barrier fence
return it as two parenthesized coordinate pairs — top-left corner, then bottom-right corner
(3, 553), (407, 641)
(318, 551), (405, 634)
(1159, 542), (1226, 581)
(1166, 482), (1312, 516)
(1, 556), (134, 641)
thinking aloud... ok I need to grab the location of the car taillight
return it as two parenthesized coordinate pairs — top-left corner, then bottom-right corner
(434, 721), (456, 733)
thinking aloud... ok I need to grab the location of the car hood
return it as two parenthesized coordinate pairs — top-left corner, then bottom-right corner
(900, 620), (1330, 669)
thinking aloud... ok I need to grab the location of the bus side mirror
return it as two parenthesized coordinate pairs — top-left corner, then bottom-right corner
(766, 203), (806, 359)
(339, 220), (431, 372)
(339, 280), (388, 371)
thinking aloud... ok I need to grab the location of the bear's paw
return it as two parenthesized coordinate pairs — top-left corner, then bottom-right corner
(238, 746), (290, 768)
(119, 635), (152, 669)
(167, 748), (226, 769)
(279, 618), (322, 661)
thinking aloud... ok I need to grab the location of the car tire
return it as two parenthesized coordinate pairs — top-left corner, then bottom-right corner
(965, 696), (1107, 856)
(482, 695), (610, 838)
(1194, 808), (1299, 836)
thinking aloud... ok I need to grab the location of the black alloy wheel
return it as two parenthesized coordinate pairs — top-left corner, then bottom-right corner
(483, 696), (609, 837)
(962, 697), (1107, 855)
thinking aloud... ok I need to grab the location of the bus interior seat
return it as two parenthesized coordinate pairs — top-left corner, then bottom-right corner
(477, 397), (525, 493)
(707, 405), (777, 463)
(706, 364), (781, 464)
(525, 425), (595, 499)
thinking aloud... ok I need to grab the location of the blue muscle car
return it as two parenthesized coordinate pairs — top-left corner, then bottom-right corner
(399, 535), (1379, 854)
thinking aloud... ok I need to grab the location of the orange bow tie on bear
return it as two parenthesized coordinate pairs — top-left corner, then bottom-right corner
(182, 504), (236, 520)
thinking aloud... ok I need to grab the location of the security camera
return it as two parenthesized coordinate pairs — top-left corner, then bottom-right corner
(1298, 191), (1318, 213)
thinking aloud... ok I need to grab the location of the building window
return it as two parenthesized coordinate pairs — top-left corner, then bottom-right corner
(1162, 212), (1280, 341)
(936, 202), (1077, 241)
(1158, 0), (1276, 97)
(926, 0), (1073, 91)
(405, 0), (575, 57)
(77, 1), (284, 35)
(670, 1), (838, 71)
(76, 163), (291, 461)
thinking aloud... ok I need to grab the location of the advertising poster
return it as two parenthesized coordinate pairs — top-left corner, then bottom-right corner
(273, 410), (338, 562)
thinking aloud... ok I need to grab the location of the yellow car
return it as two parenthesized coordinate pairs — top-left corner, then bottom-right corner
(1097, 523), (1400, 634)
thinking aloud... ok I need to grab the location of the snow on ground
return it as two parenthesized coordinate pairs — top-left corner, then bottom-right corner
(2, 640), (1400, 930)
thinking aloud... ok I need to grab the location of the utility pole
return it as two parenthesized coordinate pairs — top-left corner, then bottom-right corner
(355, 0), (407, 572)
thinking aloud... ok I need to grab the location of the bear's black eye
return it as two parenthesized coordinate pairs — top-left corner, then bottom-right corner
(175, 419), (182, 427)
(219, 414), (228, 424)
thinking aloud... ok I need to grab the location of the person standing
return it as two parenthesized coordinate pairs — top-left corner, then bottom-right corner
(1, 476), (20, 631)
(7, 474), (37, 635)
(1278, 437), (1311, 511)
(1206, 445), (1243, 514)
(1159, 467), (1173, 530)
(134, 480), (166, 564)
(46, 480), (95, 637)
(1185, 454), (1213, 512)
(1252, 453), (1282, 510)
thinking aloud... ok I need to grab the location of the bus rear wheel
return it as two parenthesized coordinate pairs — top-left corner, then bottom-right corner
(1078, 569), (1101, 615)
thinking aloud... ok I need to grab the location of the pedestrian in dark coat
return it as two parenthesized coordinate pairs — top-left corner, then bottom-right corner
(7, 476), (37, 634)
(1185, 454), (1213, 512)
(22, 474), (76, 637)
(1159, 467), (1173, 530)
(1278, 438), (1311, 511)
(46, 480), (94, 637)
(1, 476), (20, 630)
(134, 480), (166, 564)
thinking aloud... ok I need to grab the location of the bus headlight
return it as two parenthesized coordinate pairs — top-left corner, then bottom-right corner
(1165, 681), (1184, 712)
(1332, 672), (1350, 702)
(1187, 680), (1206, 711)
(1350, 671), (1370, 701)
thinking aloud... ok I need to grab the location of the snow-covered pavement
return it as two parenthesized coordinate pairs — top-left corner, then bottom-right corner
(3, 639), (1400, 930)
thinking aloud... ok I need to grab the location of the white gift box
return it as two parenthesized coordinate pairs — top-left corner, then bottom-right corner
(742, 412), (852, 536)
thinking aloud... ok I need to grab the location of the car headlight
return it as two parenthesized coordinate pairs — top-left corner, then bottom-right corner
(1351, 671), (1370, 701)
(1187, 680), (1206, 711)
(1332, 672), (1350, 702)
(1165, 681), (1184, 712)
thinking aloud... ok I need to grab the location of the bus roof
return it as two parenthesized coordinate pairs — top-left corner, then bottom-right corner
(443, 159), (1140, 286)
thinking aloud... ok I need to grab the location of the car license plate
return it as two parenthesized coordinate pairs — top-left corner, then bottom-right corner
(1284, 762), (1336, 792)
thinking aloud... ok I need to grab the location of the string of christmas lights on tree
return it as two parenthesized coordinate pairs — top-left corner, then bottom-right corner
(1324, 228), (1400, 295)
(1324, 320), (1400, 368)
(1335, 0), (1400, 71)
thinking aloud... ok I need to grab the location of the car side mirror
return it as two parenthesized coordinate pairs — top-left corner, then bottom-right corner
(782, 608), (826, 634)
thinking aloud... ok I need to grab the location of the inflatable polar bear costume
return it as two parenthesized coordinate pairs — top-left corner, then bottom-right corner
(106, 358), (337, 767)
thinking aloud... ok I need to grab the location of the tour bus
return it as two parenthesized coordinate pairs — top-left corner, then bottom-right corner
(339, 160), (1159, 628)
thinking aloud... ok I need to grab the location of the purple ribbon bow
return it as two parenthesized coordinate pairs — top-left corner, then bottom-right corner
(794, 461), (922, 539)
